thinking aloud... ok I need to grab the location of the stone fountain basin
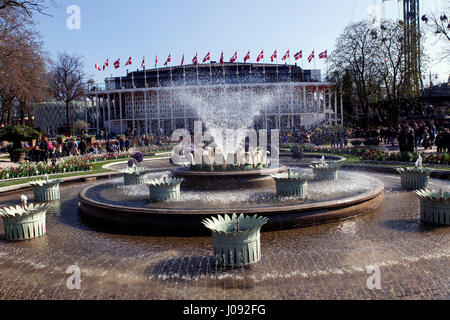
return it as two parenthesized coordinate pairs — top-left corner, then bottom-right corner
(78, 172), (384, 236)
(172, 166), (288, 191)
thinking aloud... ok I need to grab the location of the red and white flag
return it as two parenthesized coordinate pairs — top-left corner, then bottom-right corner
(270, 50), (277, 62)
(319, 50), (327, 59)
(282, 50), (289, 61)
(95, 62), (101, 71)
(308, 51), (315, 63)
(141, 56), (145, 68)
(102, 59), (109, 70)
(181, 54), (184, 66)
(164, 54), (171, 66)
(203, 52), (210, 63)
(243, 50), (250, 63)
(125, 56), (132, 66)
(220, 52), (224, 65)
(192, 53), (198, 65)
(256, 50), (264, 62)
(114, 58), (120, 69)
(155, 55), (158, 68)
(229, 51), (237, 63)
(294, 51), (302, 60)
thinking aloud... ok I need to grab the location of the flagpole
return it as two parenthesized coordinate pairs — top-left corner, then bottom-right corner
(276, 52), (279, 82)
(288, 49), (291, 82)
(196, 53), (199, 85)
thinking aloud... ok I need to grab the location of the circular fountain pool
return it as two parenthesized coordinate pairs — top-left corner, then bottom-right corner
(78, 159), (384, 235)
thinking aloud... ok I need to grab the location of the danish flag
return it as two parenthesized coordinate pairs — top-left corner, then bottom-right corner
(281, 50), (289, 61)
(220, 52), (224, 65)
(270, 50), (277, 62)
(95, 62), (101, 71)
(141, 56), (145, 68)
(203, 52), (210, 63)
(229, 51), (237, 63)
(113, 58), (120, 69)
(181, 54), (184, 66)
(243, 50), (250, 63)
(192, 53), (198, 65)
(256, 50), (264, 62)
(319, 50), (327, 59)
(102, 59), (109, 70)
(164, 54), (171, 66)
(125, 56), (132, 66)
(308, 51), (315, 63)
(294, 51), (302, 60)
(155, 55), (158, 68)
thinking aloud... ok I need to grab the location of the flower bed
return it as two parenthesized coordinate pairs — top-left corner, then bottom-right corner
(282, 144), (450, 166)
(0, 157), (92, 180)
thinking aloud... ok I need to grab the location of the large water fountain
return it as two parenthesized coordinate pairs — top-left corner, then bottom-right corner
(77, 87), (385, 235)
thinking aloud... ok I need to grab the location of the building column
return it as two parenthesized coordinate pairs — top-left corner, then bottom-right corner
(107, 94), (111, 134)
(290, 85), (294, 130)
(157, 91), (161, 134)
(102, 96), (106, 129)
(119, 92), (123, 134)
(328, 88), (332, 126)
(170, 90), (174, 132)
(144, 91), (148, 135)
(302, 85), (306, 114)
(96, 96), (100, 135)
(132, 91), (135, 131)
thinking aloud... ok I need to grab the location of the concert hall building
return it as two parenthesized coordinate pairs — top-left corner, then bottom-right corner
(85, 62), (343, 135)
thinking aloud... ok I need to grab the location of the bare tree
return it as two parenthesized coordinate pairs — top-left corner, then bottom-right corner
(49, 52), (85, 131)
(421, 9), (450, 60)
(0, 6), (48, 126)
(0, 0), (57, 17)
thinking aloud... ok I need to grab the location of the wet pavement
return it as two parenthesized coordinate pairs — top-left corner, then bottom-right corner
(0, 159), (448, 300)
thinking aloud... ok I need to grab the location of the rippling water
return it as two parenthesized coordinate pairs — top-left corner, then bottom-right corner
(0, 159), (448, 300)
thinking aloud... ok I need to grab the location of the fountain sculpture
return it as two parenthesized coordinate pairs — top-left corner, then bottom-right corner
(202, 213), (268, 266)
(415, 189), (450, 225)
(30, 174), (62, 202)
(396, 155), (430, 190)
(0, 195), (49, 241)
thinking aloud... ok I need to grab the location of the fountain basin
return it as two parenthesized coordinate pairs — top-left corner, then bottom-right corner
(173, 166), (288, 191)
(77, 175), (384, 236)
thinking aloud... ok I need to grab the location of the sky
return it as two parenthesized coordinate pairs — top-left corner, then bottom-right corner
(33, 0), (449, 86)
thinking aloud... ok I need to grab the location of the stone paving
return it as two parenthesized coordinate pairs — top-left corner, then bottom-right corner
(0, 159), (448, 300)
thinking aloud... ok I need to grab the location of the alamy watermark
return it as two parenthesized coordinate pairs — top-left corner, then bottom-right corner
(66, 265), (81, 290)
(170, 121), (279, 168)
(366, 265), (381, 290)
(66, 5), (81, 30)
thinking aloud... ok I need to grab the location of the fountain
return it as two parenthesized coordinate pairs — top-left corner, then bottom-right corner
(396, 155), (430, 190)
(30, 174), (61, 202)
(271, 169), (309, 199)
(0, 195), (49, 241)
(202, 213), (268, 267)
(119, 165), (152, 186)
(77, 86), (384, 235)
(414, 189), (450, 225)
(310, 156), (339, 181)
(146, 176), (184, 202)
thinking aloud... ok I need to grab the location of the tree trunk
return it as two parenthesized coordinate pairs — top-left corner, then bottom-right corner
(66, 101), (71, 134)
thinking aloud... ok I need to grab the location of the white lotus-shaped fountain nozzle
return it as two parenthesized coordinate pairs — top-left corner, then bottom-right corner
(44, 174), (49, 182)
(321, 155), (326, 163)
(20, 194), (28, 209)
(415, 155), (423, 170)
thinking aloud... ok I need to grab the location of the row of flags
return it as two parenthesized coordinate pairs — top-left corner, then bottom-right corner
(95, 50), (327, 71)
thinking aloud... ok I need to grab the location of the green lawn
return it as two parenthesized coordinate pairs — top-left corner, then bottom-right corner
(0, 154), (170, 188)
